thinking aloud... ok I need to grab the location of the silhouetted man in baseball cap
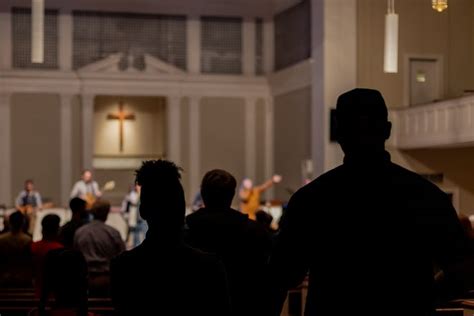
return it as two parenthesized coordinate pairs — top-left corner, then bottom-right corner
(268, 88), (470, 316)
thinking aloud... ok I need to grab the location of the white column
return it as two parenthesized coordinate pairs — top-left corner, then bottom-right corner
(264, 96), (275, 199)
(60, 94), (73, 206)
(187, 17), (201, 74)
(167, 96), (181, 164)
(311, 0), (325, 177)
(263, 18), (274, 74)
(245, 96), (257, 180)
(82, 94), (94, 171)
(0, 93), (12, 206)
(58, 11), (73, 71)
(0, 12), (12, 69)
(311, 0), (356, 176)
(189, 96), (201, 194)
(242, 18), (256, 75)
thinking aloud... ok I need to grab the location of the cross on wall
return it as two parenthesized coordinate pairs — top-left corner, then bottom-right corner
(107, 100), (136, 152)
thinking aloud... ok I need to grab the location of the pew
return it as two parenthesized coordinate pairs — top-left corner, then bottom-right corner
(0, 296), (115, 316)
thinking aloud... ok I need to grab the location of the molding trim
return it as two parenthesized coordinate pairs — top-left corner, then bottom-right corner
(93, 157), (161, 169)
(0, 69), (270, 98)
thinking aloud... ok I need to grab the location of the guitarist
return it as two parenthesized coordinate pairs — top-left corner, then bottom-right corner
(70, 170), (102, 210)
(15, 179), (43, 234)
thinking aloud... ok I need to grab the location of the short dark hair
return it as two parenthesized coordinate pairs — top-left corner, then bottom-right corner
(25, 179), (34, 185)
(42, 214), (61, 238)
(91, 200), (111, 222)
(135, 160), (185, 230)
(201, 169), (236, 208)
(9, 211), (25, 232)
(69, 198), (86, 214)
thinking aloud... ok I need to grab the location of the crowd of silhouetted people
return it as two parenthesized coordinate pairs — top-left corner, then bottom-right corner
(1, 89), (474, 316)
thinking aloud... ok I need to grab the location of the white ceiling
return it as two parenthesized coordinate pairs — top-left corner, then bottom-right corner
(0, 0), (303, 17)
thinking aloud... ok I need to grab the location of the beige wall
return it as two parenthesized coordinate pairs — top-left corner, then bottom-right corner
(357, 0), (474, 108)
(274, 87), (311, 201)
(94, 96), (166, 157)
(200, 97), (246, 204)
(11, 93), (61, 206)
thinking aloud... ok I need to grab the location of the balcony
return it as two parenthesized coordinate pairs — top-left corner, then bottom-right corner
(390, 95), (474, 149)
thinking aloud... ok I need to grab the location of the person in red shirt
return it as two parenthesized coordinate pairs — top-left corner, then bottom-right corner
(31, 214), (64, 297)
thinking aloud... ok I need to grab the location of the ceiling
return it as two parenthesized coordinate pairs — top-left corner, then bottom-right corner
(0, 0), (303, 18)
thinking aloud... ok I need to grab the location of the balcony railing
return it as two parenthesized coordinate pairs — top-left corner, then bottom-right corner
(390, 95), (474, 149)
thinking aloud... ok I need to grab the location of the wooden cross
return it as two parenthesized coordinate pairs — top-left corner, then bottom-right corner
(107, 101), (135, 152)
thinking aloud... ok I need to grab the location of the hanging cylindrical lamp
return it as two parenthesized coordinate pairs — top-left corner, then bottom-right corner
(384, 0), (398, 73)
(31, 0), (44, 63)
(432, 0), (448, 12)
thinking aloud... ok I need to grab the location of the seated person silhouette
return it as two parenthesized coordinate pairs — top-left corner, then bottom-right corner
(267, 88), (471, 316)
(59, 198), (88, 249)
(37, 248), (89, 316)
(186, 169), (272, 316)
(31, 214), (64, 298)
(111, 160), (231, 316)
(0, 211), (33, 287)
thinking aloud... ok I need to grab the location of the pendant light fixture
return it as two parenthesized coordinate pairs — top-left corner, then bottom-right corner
(432, 0), (448, 12)
(31, 0), (44, 63)
(384, 0), (398, 73)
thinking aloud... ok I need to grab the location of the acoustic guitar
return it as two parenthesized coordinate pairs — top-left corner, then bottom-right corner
(17, 204), (34, 215)
(85, 181), (116, 210)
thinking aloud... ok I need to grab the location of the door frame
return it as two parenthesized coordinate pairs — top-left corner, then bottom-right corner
(403, 54), (444, 107)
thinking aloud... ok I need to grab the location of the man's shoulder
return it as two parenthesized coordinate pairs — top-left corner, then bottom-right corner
(113, 243), (221, 270)
(389, 162), (446, 194)
(104, 222), (122, 236)
(74, 221), (96, 236)
(291, 165), (345, 199)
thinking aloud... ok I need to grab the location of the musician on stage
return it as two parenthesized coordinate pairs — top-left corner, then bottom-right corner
(121, 183), (147, 248)
(70, 170), (102, 209)
(15, 179), (43, 234)
(239, 175), (282, 221)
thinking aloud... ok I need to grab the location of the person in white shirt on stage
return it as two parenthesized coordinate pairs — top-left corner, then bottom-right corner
(121, 184), (147, 247)
(70, 170), (102, 210)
